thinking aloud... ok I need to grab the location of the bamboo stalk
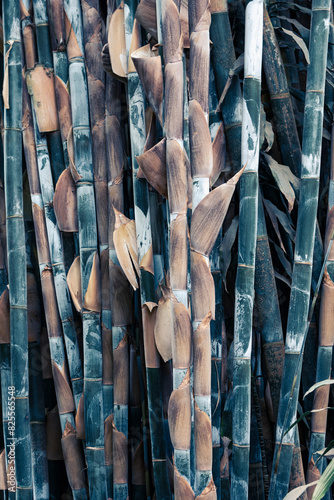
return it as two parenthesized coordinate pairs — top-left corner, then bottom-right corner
(125, 2), (171, 496)
(22, 80), (87, 500)
(63, 2), (107, 497)
(2, 1), (32, 497)
(231, 1), (263, 497)
(269, 1), (331, 498)
(262, 5), (301, 177)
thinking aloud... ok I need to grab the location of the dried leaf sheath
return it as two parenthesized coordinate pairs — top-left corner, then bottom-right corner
(232, 1), (263, 497)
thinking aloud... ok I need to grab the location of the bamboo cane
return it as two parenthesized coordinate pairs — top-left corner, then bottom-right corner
(22, 80), (87, 500)
(63, 2), (107, 497)
(125, 1), (171, 496)
(2, 1), (32, 497)
(231, 1), (263, 497)
(269, 1), (331, 498)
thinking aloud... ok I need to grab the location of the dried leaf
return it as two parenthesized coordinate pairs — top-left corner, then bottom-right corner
(281, 27), (310, 64)
(61, 422), (86, 490)
(154, 295), (172, 362)
(113, 425), (128, 484)
(108, 2), (127, 78)
(67, 256), (82, 312)
(54, 168), (78, 232)
(135, 0), (158, 40)
(54, 75), (72, 144)
(191, 251), (215, 322)
(173, 302), (192, 369)
(83, 251), (101, 313)
(189, 99), (212, 177)
(168, 372), (191, 450)
(113, 209), (139, 290)
(52, 362), (75, 414)
(136, 138), (167, 198)
(194, 403), (212, 470)
(26, 66), (59, 132)
(220, 216), (239, 290)
(191, 167), (244, 256)
(264, 153), (299, 212)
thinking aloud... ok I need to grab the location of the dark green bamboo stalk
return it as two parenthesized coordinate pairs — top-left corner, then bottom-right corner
(232, 1), (263, 497)
(262, 5), (301, 177)
(22, 81), (87, 500)
(3, 1), (32, 497)
(269, 1), (331, 498)
(64, 2), (107, 497)
(210, 0), (242, 173)
(125, 2), (171, 497)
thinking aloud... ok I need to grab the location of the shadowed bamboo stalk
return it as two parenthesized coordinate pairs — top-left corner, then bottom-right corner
(269, 1), (331, 498)
(22, 80), (87, 500)
(210, 0), (242, 173)
(64, 1), (107, 497)
(3, 1), (33, 497)
(124, 1), (171, 496)
(231, 0), (263, 497)
(262, 5), (301, 177)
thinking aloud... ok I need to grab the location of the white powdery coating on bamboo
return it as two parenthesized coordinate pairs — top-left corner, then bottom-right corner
(173, 290), (188, 307)
(244, 0), (263, 79)
(124, 3), (133, 62)
(30, 194), (43, 209)
(301, 153), (321, 178)
(192, 177), (210, 212)
(241, 100), (260, 173)
(7, 17), (20, 40)
(37, 150), (56, 203)
(64, 0), (85, 55)
(234, 290), (253, 358)
(32, 0), (48, 24)
(135, 206), (152, 261)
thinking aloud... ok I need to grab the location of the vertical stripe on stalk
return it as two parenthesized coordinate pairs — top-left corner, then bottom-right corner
(232, 1), (263, 498)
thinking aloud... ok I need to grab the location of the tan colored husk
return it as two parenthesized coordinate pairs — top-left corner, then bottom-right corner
(46, 407), (63, 460)
(166, 139), (187, 214)
(54, 76), (72, 145)
(32, 204), (50, 264)
(188, 99), (212, 177)
(174, 467), (195, 500)
(40, 267), (62, 340)
(22, 24), (37, 70)
(136, 138), (167, 198)
(75, 394), (85, 440)
(180, 0), (190, 48)
(52, 362), (76, 414)
(318, 276), (334, 345)
(168, 370), (191, 449)
(193, 314), (211, 396)
(190, 251), (215, 322)
(83, 251), (102, 313)
(311, 386), (330, 433)
(140, 244), (154, 274)
(113, 209), (139, 290)
(131, 44), (163, 124)
(210, 0), (225, 13)
(173, 302), (192, 369)
(164, 61), (184, 140)
(104, 413), (113, 466)
(191, 167), (244, 256)
(212, 122), (226, 185)
(128, 19), (141, 74)
(194, 403), (212, 471)
(132, 441), (146, 485)
(0, 288), (10, 344)
(135, 0), (158, 40)
(195, 477), (216, 499)
(109, 260), (133, 327)
(61, 421), (86, 490)
(189, 31), (210, 113)
(162, 0), (182, 64)
(67, 256), (82, 312)
(25, 66), (59, 133)
(64, 11), (83, 60)
(106, 115), (124, 179)
(142, 303), (160, 369)
(113, 424), (128, 484)
(53, 168), (78, 232)
(306, 458), (320, 500)
(113, 333), (129, 405)
(108, 2), (127, 78)
(0, 449), (7, 490)
(170, 208), (188, 291)
(154, 294), (172, 362)
(49, 0), (66, 50)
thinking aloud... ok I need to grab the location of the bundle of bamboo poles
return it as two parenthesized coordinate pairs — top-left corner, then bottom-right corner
(0, 0), (334, 498)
